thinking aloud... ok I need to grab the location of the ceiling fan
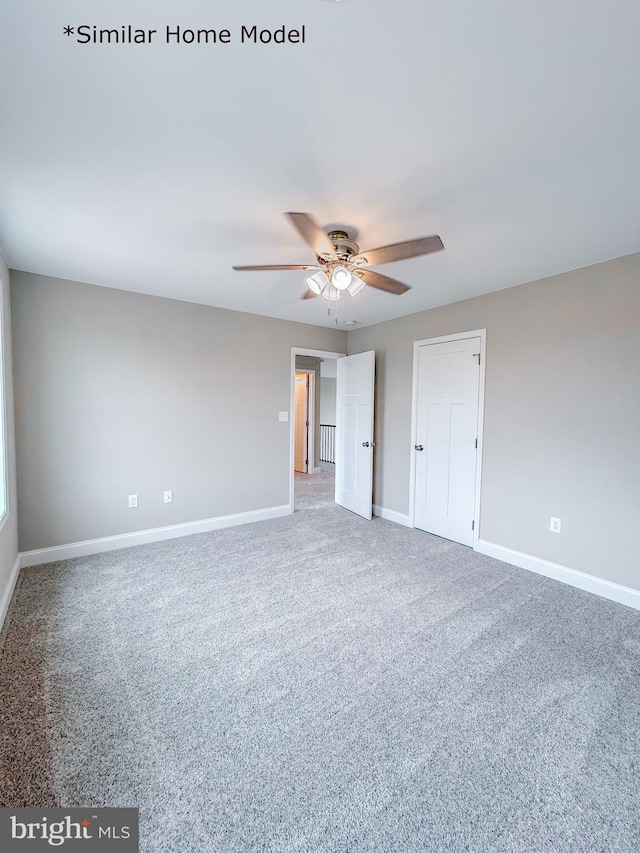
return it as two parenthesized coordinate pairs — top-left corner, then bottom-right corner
(232, 212), (444, 301)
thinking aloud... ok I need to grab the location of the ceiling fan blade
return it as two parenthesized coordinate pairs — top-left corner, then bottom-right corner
(301, 289), (317, 300)
(232, 264), (320, 271)
(351, 235), (444, 267)
(359, 269), (410, 295)
(285, 212), (336, 258)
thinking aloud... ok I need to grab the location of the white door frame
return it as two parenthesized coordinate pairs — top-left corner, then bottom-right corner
(294, 369), (315, 474)
(409, 329), (487, 549)
(290, 347), (346, 512)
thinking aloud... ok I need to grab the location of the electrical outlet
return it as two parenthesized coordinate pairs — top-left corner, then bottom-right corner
(550, 517), (561, 534)
(279, 411), (288, 422)
(164, 490), (173, 504)
(128, 494), (138, 508)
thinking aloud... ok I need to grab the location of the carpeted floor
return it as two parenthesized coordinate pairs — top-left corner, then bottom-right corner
(1, 476), (639, 851)
(293, 469), (336, 510)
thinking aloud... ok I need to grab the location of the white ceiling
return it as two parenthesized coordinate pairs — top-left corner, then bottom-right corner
(1, 0), (639, 328)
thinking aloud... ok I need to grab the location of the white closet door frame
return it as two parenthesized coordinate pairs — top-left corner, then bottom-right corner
(409, 329), (487, 549)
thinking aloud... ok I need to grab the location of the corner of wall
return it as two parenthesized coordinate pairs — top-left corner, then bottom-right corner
(0, 260), (20, 629)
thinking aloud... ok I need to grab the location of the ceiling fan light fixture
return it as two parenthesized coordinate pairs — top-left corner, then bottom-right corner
(234, 212), (443, 304)
(331, 265), (352, 290)
(347, 274), (366, 297)
(306, 270), (330, 295)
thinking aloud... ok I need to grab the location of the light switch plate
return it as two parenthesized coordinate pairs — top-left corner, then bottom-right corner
(279, 411), (288, 422)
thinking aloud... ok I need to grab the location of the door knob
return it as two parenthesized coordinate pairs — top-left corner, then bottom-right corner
(362, 441), (370, 447)
(415, 444), (424, 451)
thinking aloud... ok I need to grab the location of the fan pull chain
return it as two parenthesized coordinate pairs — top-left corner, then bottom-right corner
(327, 297), (339, 326)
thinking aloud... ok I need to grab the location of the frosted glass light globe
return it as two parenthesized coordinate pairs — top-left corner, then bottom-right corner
(347, 274), (366, 297)
(322, 282), (341, 301)
(332, 266), (352, 290)
(306, 270), (329, 295)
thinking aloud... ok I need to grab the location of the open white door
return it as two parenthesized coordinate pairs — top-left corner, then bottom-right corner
(335, 350), (375, 519)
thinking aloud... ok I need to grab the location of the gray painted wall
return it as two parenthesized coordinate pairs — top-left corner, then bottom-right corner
(11, 272), (346, 551)
(320, 377), (336, 425)
(348, 253), (640, 591)
(9, 256), (640, 594)
(0, 253), (19, 616)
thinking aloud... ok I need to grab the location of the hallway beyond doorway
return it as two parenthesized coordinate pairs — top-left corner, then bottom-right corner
(294, 467), (335, 511)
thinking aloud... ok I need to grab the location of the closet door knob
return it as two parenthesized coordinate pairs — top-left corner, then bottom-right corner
(415, 444), (424, 451)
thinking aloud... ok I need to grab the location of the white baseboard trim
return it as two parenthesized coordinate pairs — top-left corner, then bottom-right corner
(373, 505), (412, 528)
(0, 554), (21, 631)
(476, 539), (640, 611)
(20, 504), (292, 569)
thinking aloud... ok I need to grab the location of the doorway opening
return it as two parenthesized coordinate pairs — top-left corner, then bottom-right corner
(290, 347), (345, 513)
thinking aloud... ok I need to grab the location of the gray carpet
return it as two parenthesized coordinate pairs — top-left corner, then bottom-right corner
(1, 477), (639, 852)
(293, 470), (336, 510)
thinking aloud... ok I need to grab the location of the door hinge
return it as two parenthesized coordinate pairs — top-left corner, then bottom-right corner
(473, 353), (480, 365)
(306, 421), (310, 427)
(475, 438), (478, 449)
(472, 520), (475, 531)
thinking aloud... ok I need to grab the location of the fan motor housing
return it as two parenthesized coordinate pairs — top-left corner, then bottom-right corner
(318, 230), (360, 263)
